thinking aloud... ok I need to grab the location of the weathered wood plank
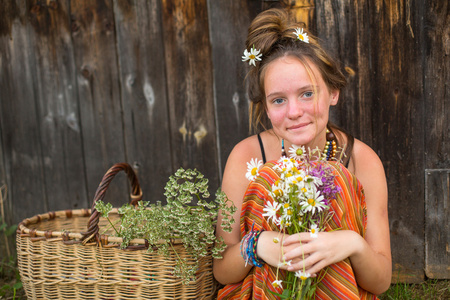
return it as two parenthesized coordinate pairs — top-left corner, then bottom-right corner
(70, 0), (128, 207)
(423, 0), (449, 280)
(161, 0), (219, 190)
(368, 0), (425, 283)
(26, 0), (89, 211)
(0, 1), (47, 223)
(315, 1), (371, 140)
(316, 0), (426, 282)
(424, 0), (449, 169)
(425, 169), (450, 279)
(206, 1), (258, 176)
(112, 0), (173, 203)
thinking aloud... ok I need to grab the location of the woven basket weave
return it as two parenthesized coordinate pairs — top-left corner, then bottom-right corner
(17, 163), (217, 299)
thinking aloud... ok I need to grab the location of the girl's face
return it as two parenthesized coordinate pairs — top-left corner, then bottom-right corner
(264, 55), (339, 149)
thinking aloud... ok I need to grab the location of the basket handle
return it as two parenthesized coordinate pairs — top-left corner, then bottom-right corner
(81, 163), (143, 244)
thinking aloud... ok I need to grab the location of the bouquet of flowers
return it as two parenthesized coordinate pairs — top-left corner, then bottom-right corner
(246, 145), (340, 299)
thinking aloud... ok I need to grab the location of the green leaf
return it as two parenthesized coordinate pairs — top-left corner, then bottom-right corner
(13, 282), (22, 289)
(5, 224), (17, 236)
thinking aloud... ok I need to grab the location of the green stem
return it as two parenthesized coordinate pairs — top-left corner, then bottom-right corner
(106, 216), (119, 235)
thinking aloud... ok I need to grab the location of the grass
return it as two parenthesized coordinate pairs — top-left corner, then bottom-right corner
(380, 279), (450, 300)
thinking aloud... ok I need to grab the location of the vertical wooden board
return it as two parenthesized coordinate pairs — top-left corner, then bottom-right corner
(424, 0), (449, 169)
(113, 0), (173, 203)
(206, 1), (257, 176)
(366, 0), (425, 282)
(26, 0), (89, 211)
(318, 0), (426, 282)
(425, 169), (450, 279)
(161, 0), (219, 190)
(70, 0), (128, 207)
(315, 1), (372, 141)
(0, 1), (47, 223)
(423, 0), (449, 280)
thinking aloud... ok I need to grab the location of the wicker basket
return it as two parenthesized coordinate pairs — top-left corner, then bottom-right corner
(17, 163), (218, 299)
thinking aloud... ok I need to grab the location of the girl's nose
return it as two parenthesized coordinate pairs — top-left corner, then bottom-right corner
(287, 100), (303, 119)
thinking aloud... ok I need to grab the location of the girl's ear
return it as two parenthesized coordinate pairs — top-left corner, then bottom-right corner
(330, 90), (340, 106)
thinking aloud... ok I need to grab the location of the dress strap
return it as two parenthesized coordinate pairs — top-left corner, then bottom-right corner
(257, 133), (267, 164)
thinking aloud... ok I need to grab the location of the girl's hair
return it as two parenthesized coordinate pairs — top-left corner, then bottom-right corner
(245, 8), (354, 165)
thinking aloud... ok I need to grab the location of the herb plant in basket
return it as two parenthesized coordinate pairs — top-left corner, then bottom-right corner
(95, 167), (236, 284)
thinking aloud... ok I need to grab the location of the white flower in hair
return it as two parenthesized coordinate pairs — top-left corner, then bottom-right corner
(242, 46), (262, 66)
(293, 28), (310, 43)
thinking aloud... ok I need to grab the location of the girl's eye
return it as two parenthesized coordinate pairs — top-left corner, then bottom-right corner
(303, 91), (314, 98)
(273, 98), (285, 104)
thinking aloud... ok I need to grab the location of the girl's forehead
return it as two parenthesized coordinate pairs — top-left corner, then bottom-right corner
(264, 56), (322, 87)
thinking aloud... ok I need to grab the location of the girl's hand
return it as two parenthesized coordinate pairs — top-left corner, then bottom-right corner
(281, 230), (363, 275)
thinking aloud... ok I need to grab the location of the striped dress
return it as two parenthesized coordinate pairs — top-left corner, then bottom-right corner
(217, 161), (378, 300)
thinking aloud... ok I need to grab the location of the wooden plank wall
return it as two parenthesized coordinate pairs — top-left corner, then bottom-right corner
(0, 0), (448, 282)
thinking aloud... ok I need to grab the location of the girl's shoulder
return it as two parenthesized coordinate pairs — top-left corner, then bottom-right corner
(349, 138), (386, 187)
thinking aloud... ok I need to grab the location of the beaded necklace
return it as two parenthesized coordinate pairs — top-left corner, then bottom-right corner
(281, 128), (337, 161)
(323, 129), (337, 161)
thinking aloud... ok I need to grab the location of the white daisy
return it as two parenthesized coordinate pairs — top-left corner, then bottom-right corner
(272, 279), (283, 288)
(277, 260), (292, 268)
(245, 158), (263, 181)
(309, 224), (319, 238)
(288, 145), (306, 160)
(242, 47), (262, 66)
(300, 187), (327, 214)
(304, 173), (323, 187)
(293, 28), (310, 43)
(294, 270), (311, 280)
(263, 201), (281, 224)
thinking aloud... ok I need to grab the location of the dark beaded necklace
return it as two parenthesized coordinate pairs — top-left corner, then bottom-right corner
(323, 129), (337, 161)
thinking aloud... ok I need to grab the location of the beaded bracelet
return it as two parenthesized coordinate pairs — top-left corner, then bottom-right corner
(240, 227), (265, 267)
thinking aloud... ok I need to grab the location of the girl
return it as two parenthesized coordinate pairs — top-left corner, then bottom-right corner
(213, 8), (391, 300)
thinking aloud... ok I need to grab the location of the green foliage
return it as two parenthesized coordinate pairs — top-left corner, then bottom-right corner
(0, 215), (24, 299)
(380, 279), (450, 300)
(95, 168), (236, 284)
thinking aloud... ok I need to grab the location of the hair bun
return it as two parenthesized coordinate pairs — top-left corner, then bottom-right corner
(246, 9), (309, 55)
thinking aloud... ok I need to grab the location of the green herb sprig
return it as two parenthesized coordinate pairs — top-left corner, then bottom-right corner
(95, 168), (236, 284)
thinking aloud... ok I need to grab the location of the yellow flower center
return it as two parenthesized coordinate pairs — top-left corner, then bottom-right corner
(287, 209), (292, 215)
(301, 187), (307, 193)
(274, 189), (283, 197)
(249, 54), (255, 59)
(284, 203), (290, 209)
(308, 198), (316, 206)
(311, 228), (316, 234)
(300, 275), (308, 281)
(296, 148), (304, 156)
(251, 167), (258, 176)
